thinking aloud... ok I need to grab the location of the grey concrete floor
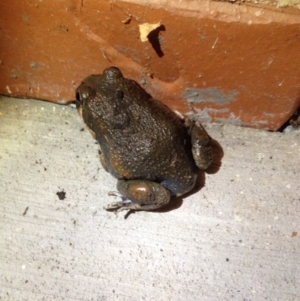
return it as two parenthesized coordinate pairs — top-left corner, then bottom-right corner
(0, 96), (299, 301)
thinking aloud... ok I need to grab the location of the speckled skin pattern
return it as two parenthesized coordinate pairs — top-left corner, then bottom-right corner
(76, 67), (212, 211)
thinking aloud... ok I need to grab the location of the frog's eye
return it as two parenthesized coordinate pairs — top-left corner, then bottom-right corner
(76, 86), (94, 107)
(75, 91), (83, 107)
(81, 87), (91, 100)
(116, 90), (124, 100)
(104, 67), (123, 82)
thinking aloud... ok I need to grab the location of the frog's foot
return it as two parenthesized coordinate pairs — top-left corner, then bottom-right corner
(103, 200), (142, 212)
(103, 180), (170, 212)
(185, 119), (213, 170)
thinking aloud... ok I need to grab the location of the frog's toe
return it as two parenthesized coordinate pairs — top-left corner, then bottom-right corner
(103, 200), (136, 211)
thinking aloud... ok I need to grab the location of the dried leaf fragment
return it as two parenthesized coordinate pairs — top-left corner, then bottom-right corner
(138, 22), (161, 42)
(122, 15), (132, 24)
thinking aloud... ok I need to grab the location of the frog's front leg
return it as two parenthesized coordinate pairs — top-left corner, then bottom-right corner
(103, 180), (170, 211)
(185, 119), (213, 170)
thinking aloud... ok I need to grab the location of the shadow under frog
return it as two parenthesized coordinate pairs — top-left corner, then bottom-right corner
(75, 66), (219, 213)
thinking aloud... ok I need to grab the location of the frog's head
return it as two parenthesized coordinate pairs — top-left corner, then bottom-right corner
(75, 67), (132, 134)
(75, 67), (125, 109)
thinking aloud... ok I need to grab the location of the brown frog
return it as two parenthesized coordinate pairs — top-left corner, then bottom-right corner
(76, 67), (213, 212)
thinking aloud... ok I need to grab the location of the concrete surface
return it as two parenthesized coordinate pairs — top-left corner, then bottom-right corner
(0, 96), (299, 301)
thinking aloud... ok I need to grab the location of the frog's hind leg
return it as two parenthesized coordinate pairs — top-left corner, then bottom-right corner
(185, 119), (213, 170)
(103, 180), (170, 211)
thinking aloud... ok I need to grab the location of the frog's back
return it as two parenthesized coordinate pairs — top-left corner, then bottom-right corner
(100, 90), (197, 196)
